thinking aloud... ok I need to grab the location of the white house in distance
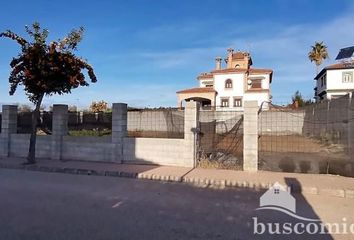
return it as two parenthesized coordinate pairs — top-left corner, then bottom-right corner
(314, 46), (354, 101)
(176, 48), (273, 110)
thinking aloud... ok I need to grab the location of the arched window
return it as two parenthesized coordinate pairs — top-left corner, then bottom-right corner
(225, 79), (232, 89)
(235, 64), (240, 68)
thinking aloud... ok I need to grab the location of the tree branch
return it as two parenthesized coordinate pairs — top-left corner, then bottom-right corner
(0, 30), (28, 47)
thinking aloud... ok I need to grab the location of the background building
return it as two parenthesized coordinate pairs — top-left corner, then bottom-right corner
(176, 48), (273, 110)
(314, 46), (354, 101)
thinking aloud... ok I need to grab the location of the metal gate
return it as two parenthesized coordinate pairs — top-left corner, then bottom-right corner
(197, 109), (244, 169)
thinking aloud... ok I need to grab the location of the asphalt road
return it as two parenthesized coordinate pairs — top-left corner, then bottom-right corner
(0, 169), (353, 240)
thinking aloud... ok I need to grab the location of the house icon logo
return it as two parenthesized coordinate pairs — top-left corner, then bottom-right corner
(260, 182), (295, 212)
(256, 182), (320, 222)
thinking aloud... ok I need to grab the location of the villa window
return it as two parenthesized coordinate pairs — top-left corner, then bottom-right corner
(221, 98), (229, 107)
(250, 79), (262, 89)
(320, 74), (326, 87)
(342, 72), (353, 83)
(225, 79), (233, 89)
(324, 74), (327, 85)
(233, 98), (242, 107)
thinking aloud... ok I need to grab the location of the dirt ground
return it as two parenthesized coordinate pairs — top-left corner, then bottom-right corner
(201, 133), (346, 154)
(127, 131), (183, 139)
(259, 135), (335, 153)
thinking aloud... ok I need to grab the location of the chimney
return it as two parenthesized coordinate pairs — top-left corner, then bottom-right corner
(227, 48), (234, 68)
(215, 57), (222, 70)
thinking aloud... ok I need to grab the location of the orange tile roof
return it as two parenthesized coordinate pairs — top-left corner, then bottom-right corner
(176, 87), (216, 94)
(197, 73), (214, 80)
(196, 68), (273, 82)
(249, 68), (273, 74)
(315, 61), (354, 79)
(210, 67), (273, 74)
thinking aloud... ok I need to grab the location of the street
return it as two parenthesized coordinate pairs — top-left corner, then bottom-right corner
(0, 169), (353, 240)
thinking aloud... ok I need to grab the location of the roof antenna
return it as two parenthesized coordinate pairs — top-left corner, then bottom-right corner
(247, 43), (252, 54)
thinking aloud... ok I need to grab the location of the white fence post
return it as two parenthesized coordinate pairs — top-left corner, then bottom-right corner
(51, 104), (68, 160)
(112, 103), (127, 163)
(243, 101), (258, 171)
(0, 105), (17, 157)
(184, 101), (199, 168)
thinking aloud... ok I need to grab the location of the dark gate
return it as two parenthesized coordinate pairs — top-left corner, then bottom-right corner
(197, 109), (244, 169)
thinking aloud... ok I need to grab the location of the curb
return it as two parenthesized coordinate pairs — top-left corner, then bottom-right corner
(0, 162), (353, 199)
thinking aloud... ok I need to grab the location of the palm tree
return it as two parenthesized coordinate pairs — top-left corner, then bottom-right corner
(308, 41), (330, 74)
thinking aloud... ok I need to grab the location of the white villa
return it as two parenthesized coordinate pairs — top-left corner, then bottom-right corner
(176, 48), (273, 110)
(314, 46), (354, 101)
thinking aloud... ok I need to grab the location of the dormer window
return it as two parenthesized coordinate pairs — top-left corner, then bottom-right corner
(250, 79), (262, 89)
(225, 79), (233, 89)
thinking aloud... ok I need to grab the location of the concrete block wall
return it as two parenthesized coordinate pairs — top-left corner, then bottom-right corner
(9, 135), (51, 158)
(243, 101), (258, 171)
(0, 102), (198, 168)
(123, 102), (198, 167)
(62, 136), (115, 162)
(259, 111), (305, 135)
(3, 99), (352, 171)
(123, 138), (186, 166)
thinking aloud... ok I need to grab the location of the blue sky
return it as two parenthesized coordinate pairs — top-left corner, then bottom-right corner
(1, 0), (354, 109)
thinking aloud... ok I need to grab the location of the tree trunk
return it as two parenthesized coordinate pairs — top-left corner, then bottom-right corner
(26, 95), (44, 164)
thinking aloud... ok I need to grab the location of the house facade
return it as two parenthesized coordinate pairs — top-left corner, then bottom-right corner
(314, 46), (354, 101)
(314, 62), (354, 101)
(176, 48), (273, 110)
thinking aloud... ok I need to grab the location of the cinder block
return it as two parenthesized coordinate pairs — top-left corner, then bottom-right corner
(345, 190), (354, 199)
